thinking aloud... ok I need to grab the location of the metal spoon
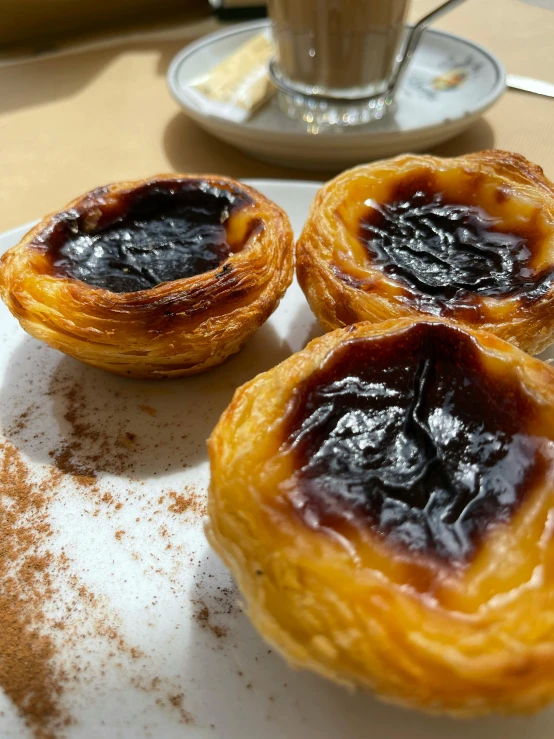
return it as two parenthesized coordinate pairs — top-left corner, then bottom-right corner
(507, 74), (554, 97)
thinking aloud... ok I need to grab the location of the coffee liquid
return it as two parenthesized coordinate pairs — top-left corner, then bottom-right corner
(268, 0), (410, 96)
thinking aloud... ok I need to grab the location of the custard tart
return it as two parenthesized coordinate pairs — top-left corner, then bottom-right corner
(297, 151), (554, 354)
(208, 317), (554, 715)
(0, 175), (293, 378)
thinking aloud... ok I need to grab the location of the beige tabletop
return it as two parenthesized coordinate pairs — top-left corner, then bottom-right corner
(0, 0), (553, 232)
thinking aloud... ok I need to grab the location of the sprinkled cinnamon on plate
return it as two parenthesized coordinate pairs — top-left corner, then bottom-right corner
(0, 441), (69, 738)
(0, 351), (226, 734)
(193, 599), (229, 640)
(49, 446), (96, 486)
(168, 692), (195, 725)
(168, 489), (206, 516)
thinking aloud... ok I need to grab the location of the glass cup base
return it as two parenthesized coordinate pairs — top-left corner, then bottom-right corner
(268, 60), (395, 130)
(276, 89), (395, 130)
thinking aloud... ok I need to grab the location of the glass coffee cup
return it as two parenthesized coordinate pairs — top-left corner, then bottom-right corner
(267, 0), (468, 127)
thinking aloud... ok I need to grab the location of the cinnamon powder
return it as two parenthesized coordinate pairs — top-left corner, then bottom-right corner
(0, 441), (69, 738)
(167, 692), (194, 725)
(47, 378), (138, 478)
(193, 599), (228, 640)
(1, 367), (211, 733)
(167, 489), (206, 517)
(49, 446), (96, 486)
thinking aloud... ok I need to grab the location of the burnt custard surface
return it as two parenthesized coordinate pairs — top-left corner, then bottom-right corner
(358, 175), (551, 307)
(46, 180), (252, 293)
(296, 152), (554, 354)
(283, 321), (547, 564)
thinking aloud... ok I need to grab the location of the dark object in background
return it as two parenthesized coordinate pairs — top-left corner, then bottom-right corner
(209, 0), (267, 20)
(0, 0), (210, 51)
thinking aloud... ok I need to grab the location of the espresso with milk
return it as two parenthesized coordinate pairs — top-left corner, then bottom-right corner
(268, 0), (410, 96)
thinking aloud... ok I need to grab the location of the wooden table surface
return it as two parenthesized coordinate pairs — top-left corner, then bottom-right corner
(0, 0), (553, 232)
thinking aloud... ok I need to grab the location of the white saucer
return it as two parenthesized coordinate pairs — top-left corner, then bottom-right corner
(167, 20), (505, 170)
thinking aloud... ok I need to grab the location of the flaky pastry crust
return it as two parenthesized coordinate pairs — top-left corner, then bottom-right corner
(296, 151), (554, 354)
(208, 317), (554, 716)
(0, 175), (293, 378)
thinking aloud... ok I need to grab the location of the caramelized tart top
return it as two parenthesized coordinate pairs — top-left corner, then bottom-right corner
(281, 321), (554, 566)
(33, 178), (258, 293)
(330, 153), (554, 320)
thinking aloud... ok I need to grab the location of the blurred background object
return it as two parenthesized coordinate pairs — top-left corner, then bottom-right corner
(0, 0), (212, 50)
(209, 0), (267, 20)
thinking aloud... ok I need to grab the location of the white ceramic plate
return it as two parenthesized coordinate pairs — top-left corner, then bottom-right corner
(168, 21), (506, 170)
(1, 180), (553, 739)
